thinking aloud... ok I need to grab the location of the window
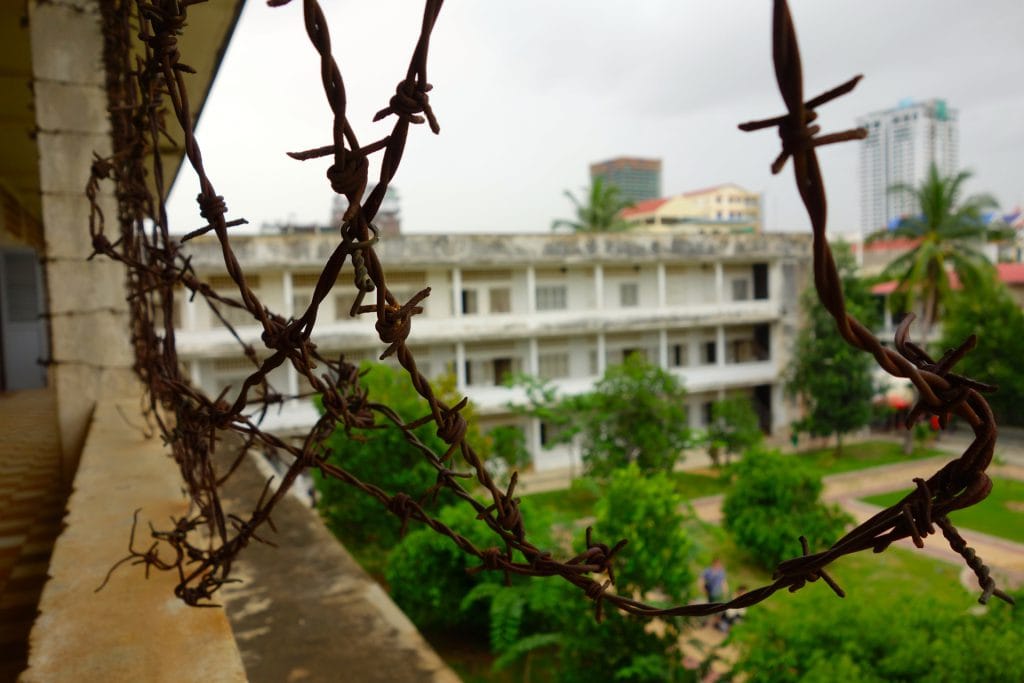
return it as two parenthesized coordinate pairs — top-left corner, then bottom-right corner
(703, 341), (717, 365)
(619, 282), (639, 307)
(621, 347), (646, 362)
(731, 279), (749, 301)
(489, 287), (511, 314)
(702, 401), (714, 427)
(493, 358), (514, 385)
(536, 285), (567, 311)
(752, 263), (769, 300)
(461, 288), (478, 315)
(538, 353), (569, 380)
(672, 344), (687, 367)
(539, 420), (566, 447)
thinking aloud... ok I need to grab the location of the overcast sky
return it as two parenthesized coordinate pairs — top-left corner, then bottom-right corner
(166, 0), (1024, 237)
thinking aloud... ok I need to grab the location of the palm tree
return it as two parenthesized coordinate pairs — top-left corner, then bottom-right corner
(870, 163), (1008, 342)
(551, 177), (635, 233)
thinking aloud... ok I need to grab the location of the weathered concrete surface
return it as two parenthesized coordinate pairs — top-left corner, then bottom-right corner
(217, 451), (460, 683)
(22, 399), (246, 682)
(184, 231), (812, 271)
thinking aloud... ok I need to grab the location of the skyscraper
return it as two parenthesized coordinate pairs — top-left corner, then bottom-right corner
(589, 157), (662, 204)
(857, 99), (958, 233)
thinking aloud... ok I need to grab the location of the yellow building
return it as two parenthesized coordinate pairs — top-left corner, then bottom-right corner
(621, 183), (762, 233)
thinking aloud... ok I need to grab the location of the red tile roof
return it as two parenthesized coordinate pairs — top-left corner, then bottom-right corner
(871, 262), (1024, 295)
(620, 197), (669, 218)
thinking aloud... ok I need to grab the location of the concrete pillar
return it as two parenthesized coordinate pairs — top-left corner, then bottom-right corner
(658, 329), (668, 369)
(527, 338), (539, 376)
(455, 341), (466, 390)
(596, 332), (606, 375)
(656, 263), (667, 308)
(714, 261), (724, 304)
(282, 270), (294, 318)
(31, 0), (137, 479)
(716, 325), (726, 367)
(593, 264), (604, 309)
(525, 265), (536, 315)
(451, 267), (462, 318)
(184, 292), (198, 331)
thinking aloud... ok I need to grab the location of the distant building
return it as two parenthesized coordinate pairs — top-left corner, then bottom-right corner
(590, 157), (662, 204)
(621, 184), (762, 233)
(177, 230), (810, 471)
(329, 185), (402, 237)
(857, 99), (958, 233)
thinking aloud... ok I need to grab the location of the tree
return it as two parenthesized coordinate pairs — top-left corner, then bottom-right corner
(871, 163), (1007, 341)
(551, 177), (635, 233)
(554, 465), (696, 683)
(939, 276), (1024, 426)
(722, 449), (850, 572)
(512, 354), (692, 477)
(731, 574), (1024, 683)
(314, 363), (486, 549)
(704, 396), (763, 467)
(787, 241), (877, 455)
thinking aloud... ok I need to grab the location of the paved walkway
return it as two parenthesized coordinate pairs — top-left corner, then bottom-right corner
(0, 389), (65, 683)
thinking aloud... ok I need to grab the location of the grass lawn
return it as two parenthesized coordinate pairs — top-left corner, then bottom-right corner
(862, 477), (1024, 544)
(793, 439), (942, 475)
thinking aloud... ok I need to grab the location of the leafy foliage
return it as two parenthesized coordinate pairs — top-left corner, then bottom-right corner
(939, 278), (1024, 425)
(704, 396), (763, 467)
(731, 577), (1024, 683)
(512, 354), (691, 477)
(871, 163), (1007, 340)
(314, 363), (487, 549)
(384, 503), (497, 631)
(594, 464), (697, 602)
(722, 449), (851, 572)
(551, 177), (636, 233)
(787, 241), (877, 453)
(488, 424), (531, 472)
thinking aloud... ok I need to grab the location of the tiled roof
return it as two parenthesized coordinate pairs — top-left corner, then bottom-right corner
(620, 197), (669, 218)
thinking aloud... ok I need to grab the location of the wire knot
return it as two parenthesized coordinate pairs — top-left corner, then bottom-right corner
(584, 579), (612, 622)
(387, 492), (416, 537)
(326, 154), (369, 200)
(196, 193), (227, 221)
(436, 400), (469, 444)
(374, 80), (440, 134)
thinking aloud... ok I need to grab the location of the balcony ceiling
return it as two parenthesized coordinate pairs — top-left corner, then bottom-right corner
(0, 0), (244, 248)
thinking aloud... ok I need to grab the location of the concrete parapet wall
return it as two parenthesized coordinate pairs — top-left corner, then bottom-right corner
(22, 398), (246, 682)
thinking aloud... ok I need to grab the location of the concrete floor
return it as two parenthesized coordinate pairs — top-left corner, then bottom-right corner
(0, 389), (65, 682)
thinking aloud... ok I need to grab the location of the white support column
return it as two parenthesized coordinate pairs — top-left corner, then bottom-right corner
(593, 264), (604, 309)
(525, 265), (536, 315)
(714, 261), (725, 304)
(528, 337), (539, 376)
(716, 325), (726, 367)
(455, 341), (467, 391)
(282, 270), (294, 318)
(451, 267), (463, 318)
(189, 360), (202, 392)
(658, 329), (669, 369)
(769, 261), (781, 303)
(184, 293), (198, 331)
(656, 263), (667, 308)
(287, 365), (299, 398)
(596, 332), (607, 375)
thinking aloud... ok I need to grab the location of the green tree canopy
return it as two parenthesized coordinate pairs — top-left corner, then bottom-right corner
(871, 163), (1007, 341)
(314, 363), (485, 549)
(512, 354), (692, 477)
(787, 241), (877, 455)
(722, 449), (850, 572)
(939, 276), (1024, 426)
(731, 574), (1024, 683)
(551, 177), (636, 233)
(704, 395), (764, 467)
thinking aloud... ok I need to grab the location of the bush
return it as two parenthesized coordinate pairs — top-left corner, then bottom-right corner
(722, 449), (850, 572)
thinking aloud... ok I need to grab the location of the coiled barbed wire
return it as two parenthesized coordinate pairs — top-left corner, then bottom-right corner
(88, 0), (1011, 620)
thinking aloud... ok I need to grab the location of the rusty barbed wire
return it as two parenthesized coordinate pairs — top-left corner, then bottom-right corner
(87, 0), (1011, 622)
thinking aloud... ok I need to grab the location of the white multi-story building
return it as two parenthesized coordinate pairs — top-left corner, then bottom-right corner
(176, 231), (811, 471)
(858, 99), (958, 233)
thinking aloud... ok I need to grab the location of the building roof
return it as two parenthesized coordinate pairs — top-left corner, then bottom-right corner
(871, 262), (1024, 294)
(620, 197), (669, 218)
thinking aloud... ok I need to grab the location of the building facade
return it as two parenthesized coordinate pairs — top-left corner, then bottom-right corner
(589, 157), (662, 204)
(621, 183), (762, 233)
(857, 99), (959, 233)
(177, 231), (811, 471)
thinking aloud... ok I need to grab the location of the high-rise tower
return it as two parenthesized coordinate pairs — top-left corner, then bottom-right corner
(857, 99), (958, 233)
(589, 157), (662, 204)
